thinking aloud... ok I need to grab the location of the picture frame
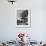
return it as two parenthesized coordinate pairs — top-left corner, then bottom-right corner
(16, 8), (31, 28)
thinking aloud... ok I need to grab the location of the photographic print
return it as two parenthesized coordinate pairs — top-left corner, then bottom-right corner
(16, 8), (31, 28)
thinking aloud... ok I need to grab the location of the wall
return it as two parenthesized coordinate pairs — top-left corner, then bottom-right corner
(0, 0), (46, 42)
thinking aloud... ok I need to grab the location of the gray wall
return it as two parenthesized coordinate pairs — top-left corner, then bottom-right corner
(0, 0), (46, 41)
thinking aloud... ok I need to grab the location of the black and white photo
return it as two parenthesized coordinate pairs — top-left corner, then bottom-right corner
(16, 8), (31, 28)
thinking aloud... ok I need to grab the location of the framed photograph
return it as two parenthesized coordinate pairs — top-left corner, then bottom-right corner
(16, 8), (31, 28)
